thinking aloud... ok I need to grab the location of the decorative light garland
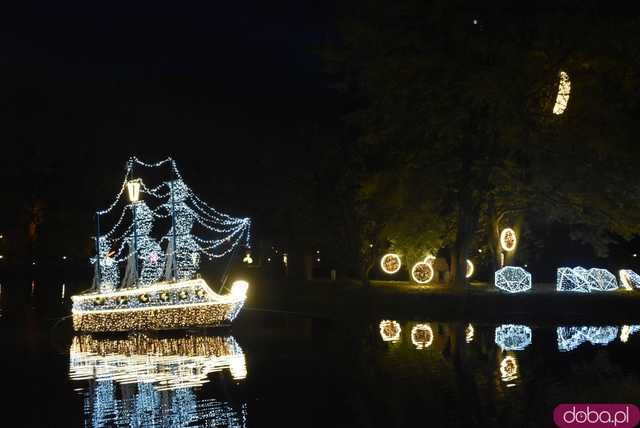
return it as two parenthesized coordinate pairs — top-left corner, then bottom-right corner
(495, 266), (531, 293)
(495, 324), (532, 351)
(620, 325), (640, 343)
(380, 253), (401, 274)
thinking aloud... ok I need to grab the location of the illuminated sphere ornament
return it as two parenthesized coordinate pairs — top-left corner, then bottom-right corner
(494, 266), (531, 293)
(499, 228), (517, 252)
(552, 71), (571, 115)
(379, 320), (401, 342)
(495, 324), (532, 351)
(465, 259), (474, 279)
(411, 261), (434, 284)
(619, 269), (640, 290)
(380, 253), (402, 274)
(411, 324), (433, 349)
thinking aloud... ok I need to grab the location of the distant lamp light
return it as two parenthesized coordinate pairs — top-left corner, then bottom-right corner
(478, 249), (483, 253)
(466, 259), (474, 279)
(267, 257), (271, 262)
(369, 244), (373, 248)
(316, 250), (320, 254)
(500, 228), (517, 252)
(316, 258), (321, 262)
(552, 71), (571, 115)
(231, 280), (249, 298)
(283, 253), (288, 266)
(62, 256), (67, 260)
(473, 19), (478, 25)
(126, 178), (142, 203)
(633, 253), (637, 258)
(0, 255), (4, 260)
(380, 253), (402, 274)
(242, 252), (253, 264)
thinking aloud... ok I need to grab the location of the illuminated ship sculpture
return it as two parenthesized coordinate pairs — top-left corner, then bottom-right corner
(71, 157), (252, 333)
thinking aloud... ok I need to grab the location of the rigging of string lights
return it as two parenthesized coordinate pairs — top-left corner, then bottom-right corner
(92, 157), (251, 283)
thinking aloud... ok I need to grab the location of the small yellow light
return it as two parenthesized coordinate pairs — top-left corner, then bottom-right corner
(500, 228), (517, 252)
(242, 252), (253, 264)
(380, 253), (402, 274)
(231, 280), (249, 298)
(126, 178), (142, 203)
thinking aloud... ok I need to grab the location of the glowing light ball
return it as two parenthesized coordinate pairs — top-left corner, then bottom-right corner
(587, 268), (618, 291)
(411, 261), (434, 284)
(552, 71), (571, 115)
(465, 324), (474, 343)
(495, 324), (532, 351)
(499, 228), (517, 252)
(619, 269), (640, 290)
(499, 356), (518, 383)
(380, 253), (401, 274)
(379, 320), (401, 342)
(465, 259), (474, 279)
(411, 324), (433, 349)
(231, 280), (249, 298)
(494, 266), (531, 293)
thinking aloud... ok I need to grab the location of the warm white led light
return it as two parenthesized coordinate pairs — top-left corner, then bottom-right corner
(126, 179), (142, 203)
(553, 71), (571, 115)
(411, 324), (433, 349)
(380, 253), (402, 274)
(231, 280), (249, 298)
(411, 261), (434, 284)
(379, 320), (401, 342)
(499, 228), (517, 252)
(465, 324), (474, 343)
(465, 259), (474, 279)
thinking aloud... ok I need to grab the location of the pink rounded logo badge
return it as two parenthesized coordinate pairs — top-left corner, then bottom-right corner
(554, 404), (640, 428)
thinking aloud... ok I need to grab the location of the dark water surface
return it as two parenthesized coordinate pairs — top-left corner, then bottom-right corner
(1, 279), (639, 427)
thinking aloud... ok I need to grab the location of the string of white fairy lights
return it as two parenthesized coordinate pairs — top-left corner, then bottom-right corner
(93, 157), (251, 286)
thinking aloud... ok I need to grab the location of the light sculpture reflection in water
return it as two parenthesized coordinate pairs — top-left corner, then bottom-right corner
(465, 324), (474, 343)
(552, 71), (571, 115)
(495, 324), (532, 351)
(71, 333), (248, 427)
(620, 325), (640, 343)
(499, 355), (519, 387)
(556, 326), (619, 352)
(411, 324), (434, 349)
(379, 320), (401, 342)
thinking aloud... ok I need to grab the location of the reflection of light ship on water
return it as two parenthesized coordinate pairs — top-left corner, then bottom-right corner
(71, 157), (252, 333)
(70, 333), (248, 427)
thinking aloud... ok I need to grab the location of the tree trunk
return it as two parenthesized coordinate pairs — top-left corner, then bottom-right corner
(450, 188), (476, 289)
(487, 195), (502, 273)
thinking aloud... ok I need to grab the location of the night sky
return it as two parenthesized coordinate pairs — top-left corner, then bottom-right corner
(0, 0), (341, 252)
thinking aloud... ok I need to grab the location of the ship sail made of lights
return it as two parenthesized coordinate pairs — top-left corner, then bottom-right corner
(71, 156), (251, 333)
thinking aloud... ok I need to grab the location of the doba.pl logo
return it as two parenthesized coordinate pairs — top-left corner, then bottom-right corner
(554, 404), (640, 427)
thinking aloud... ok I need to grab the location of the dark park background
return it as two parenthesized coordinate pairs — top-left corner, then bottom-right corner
(2, 0), (640, 287)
